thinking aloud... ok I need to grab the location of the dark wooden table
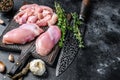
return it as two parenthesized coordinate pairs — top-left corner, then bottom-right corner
(0, 0), (120, 80)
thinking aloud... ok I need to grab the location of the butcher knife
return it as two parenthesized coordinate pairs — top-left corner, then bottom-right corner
(56, 0), (90, 76)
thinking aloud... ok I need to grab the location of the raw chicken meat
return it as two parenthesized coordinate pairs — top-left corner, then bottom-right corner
(36, 14), (52, 27)
(48, 13), (58, 26)
(14, 11), (25, 23)
(19, 12), (28, 24)
(39, 5), (53, 14)
(35, 25), (61, 56)
(14, 4), (58, 27)
(19, 4), (38, 11)
(14, 8), (34, 24)
(2, 23), (43, 44)
(27, 15), (38, 23)
(42, 10), (51, 17)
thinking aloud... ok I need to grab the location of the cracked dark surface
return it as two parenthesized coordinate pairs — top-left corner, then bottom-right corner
(0, 0), (120, 80)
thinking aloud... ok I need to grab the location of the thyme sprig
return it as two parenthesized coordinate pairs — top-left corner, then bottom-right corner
(55, 2), (68, 47)
(55, 2), (84, 48)
(71, 12), (84, 48)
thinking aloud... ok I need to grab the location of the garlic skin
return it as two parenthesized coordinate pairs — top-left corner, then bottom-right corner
(0, 61), (6, 73)
(29, 59), (46, 76)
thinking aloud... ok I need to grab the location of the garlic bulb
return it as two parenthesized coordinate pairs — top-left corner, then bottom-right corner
(0, 61), (6, 73)
(29, 59), (46, 76)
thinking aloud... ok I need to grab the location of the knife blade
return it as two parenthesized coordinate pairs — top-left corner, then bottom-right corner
(56, 0), (90, 76)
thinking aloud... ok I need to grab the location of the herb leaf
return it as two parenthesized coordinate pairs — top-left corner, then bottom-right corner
(55, 2), (68, 47)
(55, 2), (84, 48)
(71, 12), (84, 48)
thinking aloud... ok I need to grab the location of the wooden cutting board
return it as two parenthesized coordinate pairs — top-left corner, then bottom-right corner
(0, 18), (60, 66)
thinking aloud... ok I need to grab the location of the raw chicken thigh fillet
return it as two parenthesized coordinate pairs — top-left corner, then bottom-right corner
(36, 25), (61, 56)
(2, 23), (43, 44)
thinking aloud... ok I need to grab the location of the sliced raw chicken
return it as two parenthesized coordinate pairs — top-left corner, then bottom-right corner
(19, 4), (38, 11)
(34, 5), (43, 14)
(42, 10), (52, 17)
(2, 23), (43, 44)
(14, 11), (25, 23)
(19, 12), (28, 24)
(37, 13), (43, 20)
(27, 15), (38, 23)
(35, 25), (61, 56)
(14, 4), (57, 27)
(48, 13), (58, 26)
(14, 8), (34, 24)
(36, 14), (51, 27)
(39, 5), (53, 14)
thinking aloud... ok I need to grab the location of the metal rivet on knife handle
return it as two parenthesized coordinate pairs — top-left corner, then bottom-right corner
(79, 0), (90, 22)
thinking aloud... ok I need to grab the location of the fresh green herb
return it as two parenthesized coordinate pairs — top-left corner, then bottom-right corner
(54, 2), (84, 48)
(55, 2), (68, 47)
(71, 12), (84, 48)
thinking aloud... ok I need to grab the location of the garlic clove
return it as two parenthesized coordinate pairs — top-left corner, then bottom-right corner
(29, 59), (46, 76)
(0, 61), (6, 73)
(8, 54), (14, 62)
(0, 19), (4, 24)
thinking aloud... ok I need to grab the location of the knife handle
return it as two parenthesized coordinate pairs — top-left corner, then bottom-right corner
(7, 49), (31, 77)
(79, 0), (90, 22)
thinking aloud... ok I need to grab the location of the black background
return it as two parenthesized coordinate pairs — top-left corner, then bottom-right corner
(0, 0), (120, 80)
